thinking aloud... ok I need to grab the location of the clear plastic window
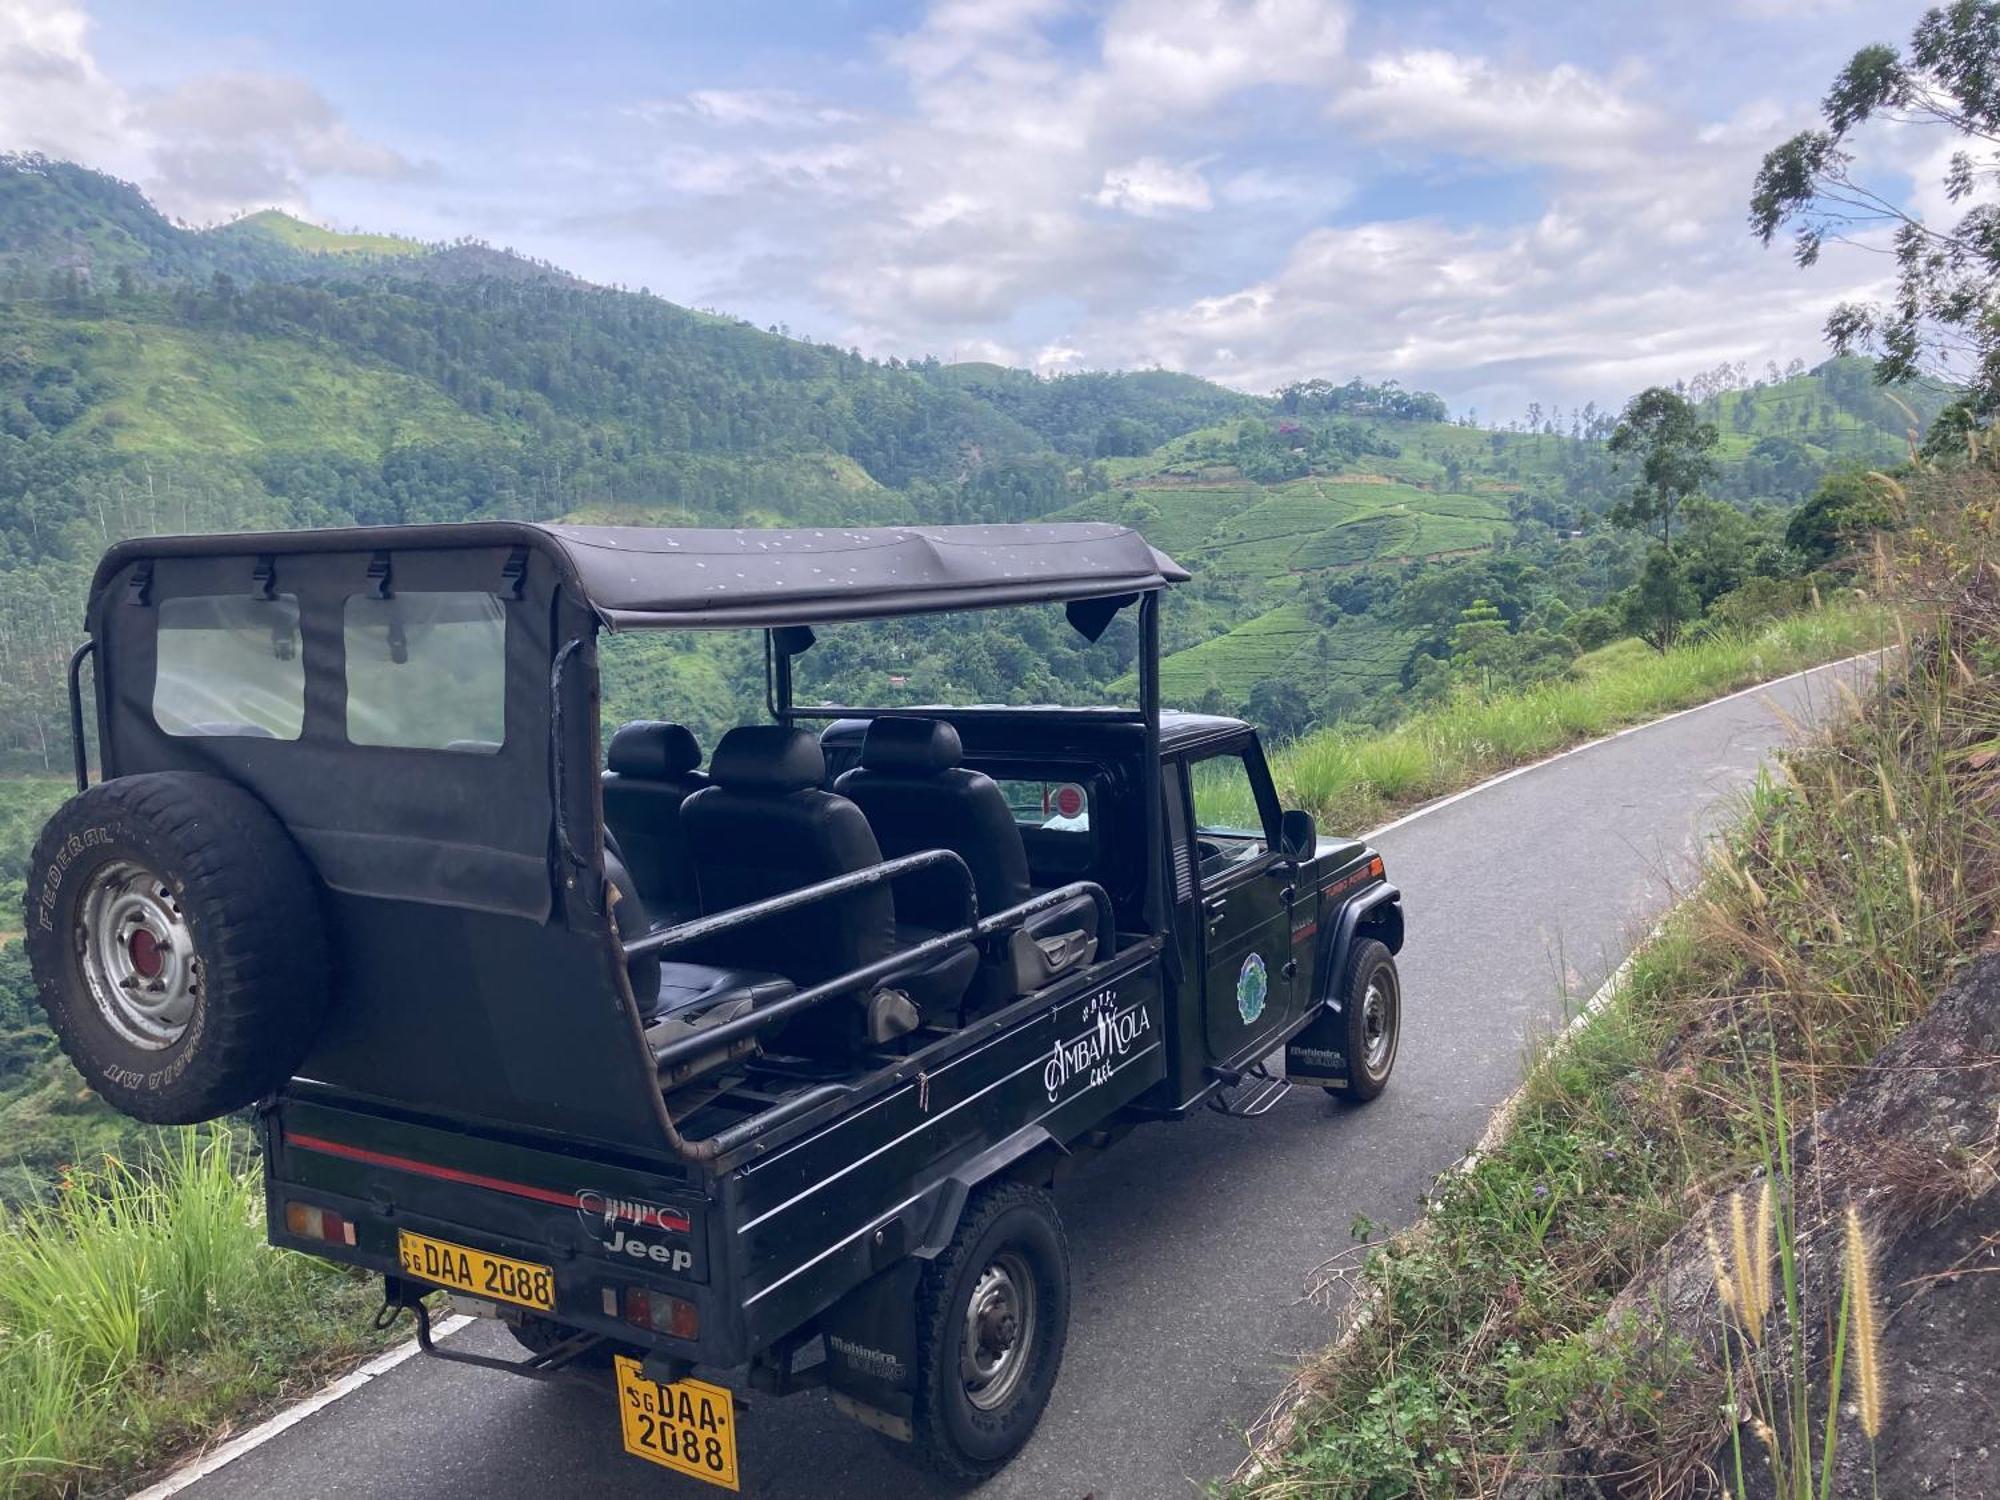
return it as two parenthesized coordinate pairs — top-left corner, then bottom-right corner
(154, 594), (305, 740)
(344, 592), (505, 752)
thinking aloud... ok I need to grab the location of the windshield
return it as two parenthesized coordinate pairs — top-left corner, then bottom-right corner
(791, 602), (1140, 711)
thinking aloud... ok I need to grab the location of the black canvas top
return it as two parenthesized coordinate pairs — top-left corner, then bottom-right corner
(537, 521), (1185, 628)
(93, 520), (1187, 630)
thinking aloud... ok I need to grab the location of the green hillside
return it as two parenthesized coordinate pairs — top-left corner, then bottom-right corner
(1052, 358), (1935, 717)
(218, 209), (427, 259)
(0, 153), (1942, 768)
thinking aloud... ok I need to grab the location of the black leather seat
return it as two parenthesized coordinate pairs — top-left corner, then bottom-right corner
(835, 717), (1099, 1007)
(835, 717), (1029, 924)
(681, 726), (975, 1044)
(602, 721), (709, 925)
(604, 846), (791, 1030)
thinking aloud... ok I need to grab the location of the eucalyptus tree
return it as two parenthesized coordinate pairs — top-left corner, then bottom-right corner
(1751, 1), (2000, 420)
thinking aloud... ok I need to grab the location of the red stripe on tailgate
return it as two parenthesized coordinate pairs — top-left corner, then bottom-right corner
(286, 1131), (693, 1233)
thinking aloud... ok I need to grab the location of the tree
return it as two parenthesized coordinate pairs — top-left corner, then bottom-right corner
(1447, 597), (1513, 679)
(1750, 2), (2000, 416)
(1785, 470), (1897, 562)
(1245, 678), (1312, 742)
(1607, 388), (1718, 550)
(1623, 547), (1699, 651)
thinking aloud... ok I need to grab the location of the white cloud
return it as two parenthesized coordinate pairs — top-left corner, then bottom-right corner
(632, 89), (860, 131)
(1094, 157), (1213, 216)
(1099, 0), (1349, 111)
(1073, 150), (1890, 417)
(1035, 340), (1086, 372)
(586, 0), (1359, 353)
(1332, 50), (1654, 172)
(566, 0), (1890, 411)
(0, 0), (128, 168)
(0, 0), (416, 223)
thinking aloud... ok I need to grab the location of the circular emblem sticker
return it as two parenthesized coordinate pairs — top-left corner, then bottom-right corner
(1236, 951), (1268, 1024)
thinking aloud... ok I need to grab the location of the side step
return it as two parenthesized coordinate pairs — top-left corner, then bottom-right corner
(1204, 1060), (1292, 1118)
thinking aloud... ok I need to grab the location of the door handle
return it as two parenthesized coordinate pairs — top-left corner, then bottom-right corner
(1203, 895), (1228, 933)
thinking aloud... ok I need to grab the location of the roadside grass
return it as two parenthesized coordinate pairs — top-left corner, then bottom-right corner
(0, 1129), (394, 1498)
(1272, 603), (1891, 835)
(1241, 474), (1999, 1495)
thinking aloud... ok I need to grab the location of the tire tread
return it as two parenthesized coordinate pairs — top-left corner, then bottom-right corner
(23, 771), (330, 1123)
(907, 1181), (1069, 1483)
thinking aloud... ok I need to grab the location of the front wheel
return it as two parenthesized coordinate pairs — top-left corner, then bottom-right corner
(908, 1182), (1070, 1482)
(1324, 937), (1400, 1103)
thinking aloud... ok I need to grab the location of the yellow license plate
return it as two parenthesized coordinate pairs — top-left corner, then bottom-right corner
(613, 1355), (739, 1490)
(395, 1230), (555, 1312)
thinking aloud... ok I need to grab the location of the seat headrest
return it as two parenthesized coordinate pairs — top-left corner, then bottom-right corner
(607, 720), (703, 780)
(860, 716), (963, 774)
(709, 725), (825, 794)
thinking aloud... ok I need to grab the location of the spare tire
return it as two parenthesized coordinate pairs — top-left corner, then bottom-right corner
(22, 771), (330, 1124)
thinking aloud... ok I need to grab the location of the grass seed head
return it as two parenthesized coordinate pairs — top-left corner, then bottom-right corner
(1843, 1204), (1884, 1440)
(1727, 1190), (1765, 1345)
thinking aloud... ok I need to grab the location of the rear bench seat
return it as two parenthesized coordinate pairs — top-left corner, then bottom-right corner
(602, 720), (708, 927)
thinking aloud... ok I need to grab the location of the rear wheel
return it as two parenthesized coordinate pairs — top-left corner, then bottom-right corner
(1325, 937), (1399, 1103)
(23, 772), (330, 1123)
(908, 1182), (1070, 1482)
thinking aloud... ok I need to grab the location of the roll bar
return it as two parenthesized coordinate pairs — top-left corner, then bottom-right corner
(623, 847), (976, 962)
(66, 639), (96, 792)
(627, 854), (1115, 1075)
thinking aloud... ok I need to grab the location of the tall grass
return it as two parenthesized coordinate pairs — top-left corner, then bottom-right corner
(1242, 475), (1997, 1496)
(0, 1130), (389, 1496)
(1273, 606), (1890, 833)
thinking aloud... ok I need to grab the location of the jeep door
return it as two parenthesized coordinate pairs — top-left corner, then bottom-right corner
(1180, 741), (1299, 1062)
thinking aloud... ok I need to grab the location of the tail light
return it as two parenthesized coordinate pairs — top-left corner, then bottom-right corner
(619, 1286), (700, 1340)
(283, 1200), (358, 1246)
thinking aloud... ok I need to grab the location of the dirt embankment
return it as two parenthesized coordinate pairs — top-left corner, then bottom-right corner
(1508, 954), (2000, 1498)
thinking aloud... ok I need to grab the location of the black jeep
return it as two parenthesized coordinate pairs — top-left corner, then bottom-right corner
(25, 520), (1402, 1487)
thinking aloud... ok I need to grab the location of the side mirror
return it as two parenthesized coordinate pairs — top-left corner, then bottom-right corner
(1279, 809), (1316, 861)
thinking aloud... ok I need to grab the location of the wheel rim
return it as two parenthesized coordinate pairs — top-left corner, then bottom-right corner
(960, 1250), (1037, 1412)
(76, 860), (201, 1050)
(1360, 968), (1397, 1077)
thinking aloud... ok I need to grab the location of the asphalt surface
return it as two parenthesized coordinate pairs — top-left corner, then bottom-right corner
(170, 657), (1878, 1500)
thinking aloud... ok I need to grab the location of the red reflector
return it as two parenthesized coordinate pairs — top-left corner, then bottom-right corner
(283, 1199), (357, 1246)
(624, 1287), (700, 1340)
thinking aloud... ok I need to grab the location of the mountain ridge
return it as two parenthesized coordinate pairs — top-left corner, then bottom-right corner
(0, 152), (1947, 762)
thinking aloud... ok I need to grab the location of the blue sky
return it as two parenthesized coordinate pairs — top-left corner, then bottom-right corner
(0, 0), (1948, 417)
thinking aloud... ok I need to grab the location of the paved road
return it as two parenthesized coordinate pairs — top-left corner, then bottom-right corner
(170, 658), (1876, 1500)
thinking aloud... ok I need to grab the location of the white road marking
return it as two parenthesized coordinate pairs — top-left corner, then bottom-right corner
(133, 649), (1879, 1496)
(1360, 649), (1880, 842)
(127, 1314), (473, 1500)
